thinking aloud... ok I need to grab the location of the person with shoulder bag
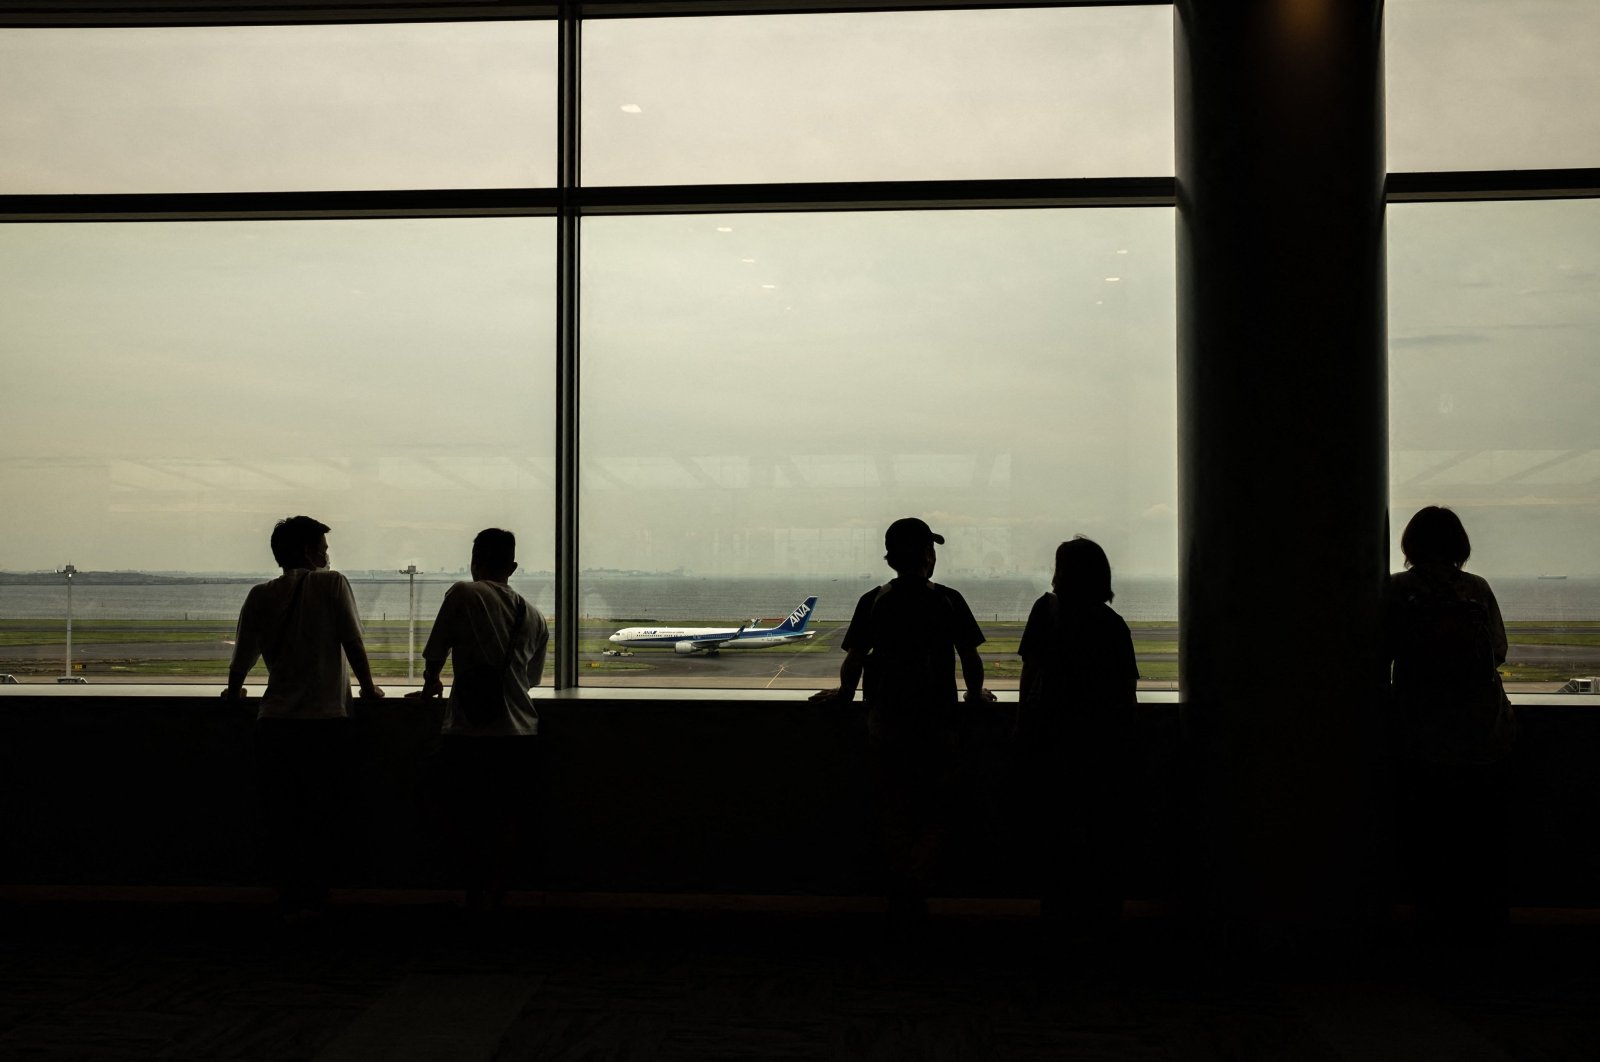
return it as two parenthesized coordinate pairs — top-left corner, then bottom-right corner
(409, 528), (549, 913)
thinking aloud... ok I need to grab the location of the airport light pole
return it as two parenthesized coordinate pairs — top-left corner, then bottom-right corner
(58, 563), (77, 679)
(399, 564), (419, 680)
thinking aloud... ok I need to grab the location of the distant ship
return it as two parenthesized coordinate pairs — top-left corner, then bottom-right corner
(1538, 574), (1569, 580)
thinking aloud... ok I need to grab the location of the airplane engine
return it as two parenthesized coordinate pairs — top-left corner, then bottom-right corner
(674, 641), (701, 656)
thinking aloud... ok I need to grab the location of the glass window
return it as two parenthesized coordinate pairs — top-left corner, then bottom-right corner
(583, 6), (1174, 186)
(0, 22), (557, 194)
(0, 219), (556, 685)
(1387, 0), (1600, 172)
(1389, 199), (1600, 690)
(579, 208), (1177, 689)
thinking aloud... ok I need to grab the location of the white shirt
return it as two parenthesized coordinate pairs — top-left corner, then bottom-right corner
(422, 580), (548, 737)
(229, 569), (365, 720)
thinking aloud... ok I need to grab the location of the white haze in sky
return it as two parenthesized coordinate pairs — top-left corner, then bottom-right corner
(0, 2), (1597, 581)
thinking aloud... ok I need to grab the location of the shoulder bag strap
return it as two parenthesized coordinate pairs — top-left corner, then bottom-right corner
(503, 595), (528, 669)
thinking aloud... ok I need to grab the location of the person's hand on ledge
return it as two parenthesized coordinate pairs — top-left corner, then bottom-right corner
(359, 684), (386, 700)
(964, 688), (997, 704)
(219, 686), (248, 701)
(809, 687), (853, 704)
(405, 676), (445, 700)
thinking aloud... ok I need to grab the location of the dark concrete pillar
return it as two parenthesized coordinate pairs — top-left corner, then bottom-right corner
(1176, 1), (1389, 944)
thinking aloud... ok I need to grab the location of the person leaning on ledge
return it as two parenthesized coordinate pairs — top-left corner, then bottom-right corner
(220, 516), (383, 923)
(221, 516), (384, 707)
(812, 516), (994, 928)
(407, 527), (549, 913)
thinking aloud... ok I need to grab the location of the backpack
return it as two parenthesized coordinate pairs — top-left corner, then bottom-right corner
(1393, 576), (1515, 764)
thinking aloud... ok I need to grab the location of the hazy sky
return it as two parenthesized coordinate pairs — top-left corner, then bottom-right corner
(1, 3), (1597, 580)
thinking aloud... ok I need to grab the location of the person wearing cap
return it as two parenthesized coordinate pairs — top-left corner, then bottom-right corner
(812, 517), (994, 925)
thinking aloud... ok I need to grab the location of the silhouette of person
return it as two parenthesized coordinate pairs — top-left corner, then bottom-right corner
(408, 528), (549, 913)
(1384, 506), (1517, 946)
(812, 517), (994, 927)
(1016, 536), (1137, 943)
(222, 515), (385, 922)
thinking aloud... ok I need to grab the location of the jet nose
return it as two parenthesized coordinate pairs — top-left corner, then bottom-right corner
(608, 633), (620, 643)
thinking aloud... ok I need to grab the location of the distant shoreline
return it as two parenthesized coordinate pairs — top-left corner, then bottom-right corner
(0, 572), (263, 587)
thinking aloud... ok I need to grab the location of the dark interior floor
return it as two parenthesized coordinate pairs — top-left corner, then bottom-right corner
(2, 900), (1599, 1062)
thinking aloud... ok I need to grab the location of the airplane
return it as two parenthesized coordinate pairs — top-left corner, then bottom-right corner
(607, 596), (818, 656)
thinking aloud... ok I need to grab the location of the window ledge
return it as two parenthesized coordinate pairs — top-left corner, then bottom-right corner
(0, 682), (1189, 704)
(5, 686), (1597, 707)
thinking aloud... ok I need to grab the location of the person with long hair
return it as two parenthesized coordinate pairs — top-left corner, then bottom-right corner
(1017, 536), (1138, 942)
(1385, 506), (1517, 945)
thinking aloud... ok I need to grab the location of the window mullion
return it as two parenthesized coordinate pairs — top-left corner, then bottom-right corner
(554, 0), (582, 689)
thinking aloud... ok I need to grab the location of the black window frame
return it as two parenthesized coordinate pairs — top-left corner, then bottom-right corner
(2, 1), (1596, 689)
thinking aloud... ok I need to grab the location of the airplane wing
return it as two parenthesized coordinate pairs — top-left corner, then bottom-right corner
(685, 624), (747, 651)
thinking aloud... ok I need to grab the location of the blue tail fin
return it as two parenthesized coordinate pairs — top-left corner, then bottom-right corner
(776, 597), (817, 632)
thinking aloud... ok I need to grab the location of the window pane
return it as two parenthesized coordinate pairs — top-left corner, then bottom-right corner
(0, 220), (555, 686)
(1389, 200), (1600, 691)
(580, 209), (1176, 689)
(1388, 0), (1600, 171)
(0, 23), (556, 194)
(583, 7), (1174, 185)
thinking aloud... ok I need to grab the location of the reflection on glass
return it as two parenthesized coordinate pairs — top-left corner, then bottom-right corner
(0, 23), (556, 193)
(1390, 200), (1600, 690)
(579, 209), (1177, 689)
(583, 7), (1173, 185)
(0, 219), (556, 685)
(1388, 0), (1600, 171)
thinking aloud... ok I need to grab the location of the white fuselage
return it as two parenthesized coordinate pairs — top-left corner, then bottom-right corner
(607, 626), (814, 650)
(609, 596), (818, 655)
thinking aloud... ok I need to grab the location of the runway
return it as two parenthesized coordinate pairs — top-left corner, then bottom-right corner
(3, 618), (1594, 694)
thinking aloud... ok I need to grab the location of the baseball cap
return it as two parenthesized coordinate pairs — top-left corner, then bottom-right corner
(884, 517), (945, 552)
